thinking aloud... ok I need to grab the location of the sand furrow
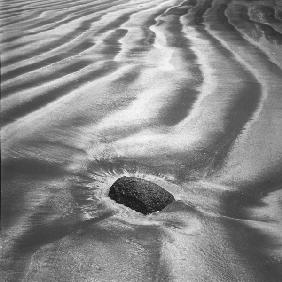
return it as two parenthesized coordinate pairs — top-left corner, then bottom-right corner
(1, 40), (95, 82)
(1, 62), (119, 127)
(1, 0), (153, 69)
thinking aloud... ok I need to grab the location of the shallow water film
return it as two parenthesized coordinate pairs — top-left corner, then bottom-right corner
(1, 0), (282, 281)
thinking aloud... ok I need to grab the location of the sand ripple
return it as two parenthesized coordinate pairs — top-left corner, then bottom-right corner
(1, 0), (282, 281)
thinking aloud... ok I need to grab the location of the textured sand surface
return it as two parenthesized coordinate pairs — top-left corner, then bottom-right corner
(1, 0), (282, 281)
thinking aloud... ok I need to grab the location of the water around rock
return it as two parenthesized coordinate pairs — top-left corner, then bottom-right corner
(109, 176), (175, 214)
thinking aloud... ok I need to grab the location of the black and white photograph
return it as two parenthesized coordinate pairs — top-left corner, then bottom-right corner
(1, 0), (282, 281)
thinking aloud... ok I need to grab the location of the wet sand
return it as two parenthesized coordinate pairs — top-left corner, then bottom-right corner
(1, 0), (282, 281)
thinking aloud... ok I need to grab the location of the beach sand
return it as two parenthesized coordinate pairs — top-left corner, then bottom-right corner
(1, 0), (282, 281)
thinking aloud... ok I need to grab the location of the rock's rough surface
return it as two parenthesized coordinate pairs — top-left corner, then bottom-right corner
(109, 176), (175, 214)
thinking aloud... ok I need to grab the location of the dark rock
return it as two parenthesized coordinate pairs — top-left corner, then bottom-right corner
(109, 176), (175, 215)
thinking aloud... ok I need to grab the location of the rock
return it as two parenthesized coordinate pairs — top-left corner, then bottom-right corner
(109, 176), (175, 214)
